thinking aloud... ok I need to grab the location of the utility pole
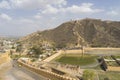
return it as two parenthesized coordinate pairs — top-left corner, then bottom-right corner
(82, 46), (84, 57)
(63, 48), (66, 56)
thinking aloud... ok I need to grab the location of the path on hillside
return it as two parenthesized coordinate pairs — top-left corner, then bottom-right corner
(0, 60), (47, 80)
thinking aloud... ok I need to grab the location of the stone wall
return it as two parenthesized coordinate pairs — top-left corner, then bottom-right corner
(0, 53), (10, 65)
(108, 66), (120, 71)
(65, 50), (82, 54)
(17, 60), (78, 80)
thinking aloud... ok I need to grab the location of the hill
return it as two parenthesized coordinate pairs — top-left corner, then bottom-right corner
(19, 18), (120, 48)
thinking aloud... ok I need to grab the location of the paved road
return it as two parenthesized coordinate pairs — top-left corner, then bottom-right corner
(0, 60), (48, 80)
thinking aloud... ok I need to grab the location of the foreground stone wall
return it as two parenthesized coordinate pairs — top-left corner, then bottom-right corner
(17, 60), (77, 80)
(0, 53), (10, 65)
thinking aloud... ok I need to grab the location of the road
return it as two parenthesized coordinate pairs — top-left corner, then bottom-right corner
(0, 60), (48, 80)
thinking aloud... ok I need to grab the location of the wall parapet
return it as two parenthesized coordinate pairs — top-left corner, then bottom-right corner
(0, 53), (10, 64)
(17, 60), (78, 80)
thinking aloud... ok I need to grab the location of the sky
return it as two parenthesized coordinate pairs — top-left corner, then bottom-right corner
(0, 0), (120, 36)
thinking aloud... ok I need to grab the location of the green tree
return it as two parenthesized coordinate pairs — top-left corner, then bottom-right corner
(29, 45), (43, 58)
(16, 44), (22, 52)
(83, 70), (95, 80)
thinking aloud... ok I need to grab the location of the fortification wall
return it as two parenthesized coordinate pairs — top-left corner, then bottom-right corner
(17, 60), (78, 80)
(0, 53), (10, 65)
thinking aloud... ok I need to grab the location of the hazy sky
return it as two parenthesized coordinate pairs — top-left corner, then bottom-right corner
(0, 0), (120, 36)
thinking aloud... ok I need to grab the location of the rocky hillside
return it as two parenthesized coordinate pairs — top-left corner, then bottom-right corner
(19, 18), (120, 48)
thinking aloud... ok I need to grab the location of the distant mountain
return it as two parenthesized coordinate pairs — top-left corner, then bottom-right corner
(19, 18), (120, 48)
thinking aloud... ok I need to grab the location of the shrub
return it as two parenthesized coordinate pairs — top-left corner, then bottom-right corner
(83, 70), (95, 80)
